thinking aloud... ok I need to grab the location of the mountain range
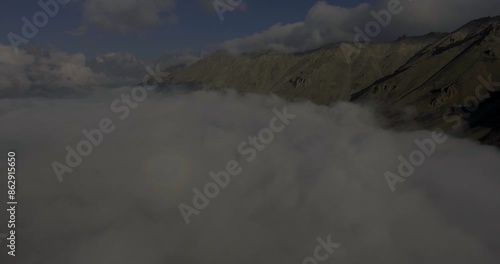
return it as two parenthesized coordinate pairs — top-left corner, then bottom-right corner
(159, 16), (500, 147)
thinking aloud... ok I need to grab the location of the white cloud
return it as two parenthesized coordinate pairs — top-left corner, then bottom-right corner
(199, 0), (247, 13)
(83, 0), (176, 33)
(222, 2), (370, 53)
(221, 0), (500, 53)
(0, 44), (206, 98)
(1, 89), (499, 263)
(0, 44), (111, 97)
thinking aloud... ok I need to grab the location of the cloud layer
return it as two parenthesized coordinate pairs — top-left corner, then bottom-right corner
(1, 89), (499, 263)
(221, 0), (500, 53)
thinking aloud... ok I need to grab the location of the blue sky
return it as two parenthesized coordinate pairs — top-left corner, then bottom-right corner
(1, 0), (377, 58)
(2, 0), (499, 59)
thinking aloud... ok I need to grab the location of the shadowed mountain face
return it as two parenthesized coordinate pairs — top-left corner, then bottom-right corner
(160, 16), (500, 146)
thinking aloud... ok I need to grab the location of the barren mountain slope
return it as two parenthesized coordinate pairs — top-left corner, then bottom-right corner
(158, 16), (500, 145)
(164, 36), (440, 104)
(352, 16), (500, 145)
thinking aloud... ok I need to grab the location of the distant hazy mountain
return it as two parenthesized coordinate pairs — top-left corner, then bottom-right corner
(87, 52), (147, 83)
(88, 49), (205, 83)
(160, 16), (500, 146)
(153, 48), (206, 69)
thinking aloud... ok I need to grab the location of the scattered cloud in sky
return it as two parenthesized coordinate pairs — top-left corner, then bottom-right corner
(0, 44), (111, 97)
(221, 0), (500, 53)
(0, 44), (205, 98)
(1, 89), (499, 263)
(199, 0), (247, 14)
(82, 0), (177, 33)
(221, 2), (370, 53)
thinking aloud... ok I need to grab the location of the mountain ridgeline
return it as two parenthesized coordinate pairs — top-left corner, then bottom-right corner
(159, 16), (500, 146)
